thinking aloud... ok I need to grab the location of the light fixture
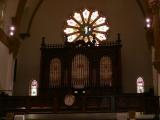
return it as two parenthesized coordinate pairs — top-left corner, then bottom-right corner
(146, 24), (151, 28)
(82, 90), (86, 94)
(10, 26), (15, 31)
(146, 18), (150, 23)
(145, 17), (151, 28)
(9, 31), (14, 36)
(9, 25), (16, 37)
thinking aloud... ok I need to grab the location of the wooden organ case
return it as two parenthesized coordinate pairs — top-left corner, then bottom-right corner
(39, 35), (122, 98)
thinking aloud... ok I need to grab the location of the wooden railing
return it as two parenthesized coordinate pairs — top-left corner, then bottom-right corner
(0, 94), (159, 115)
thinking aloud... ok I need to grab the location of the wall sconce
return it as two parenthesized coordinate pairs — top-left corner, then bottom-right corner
(145, 18), (152, 28)
(9, 25), (15, 37)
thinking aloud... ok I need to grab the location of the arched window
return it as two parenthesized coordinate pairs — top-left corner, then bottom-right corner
(72, 54), (89, 89)
(50, 58), (61, 88)
(30, 80), (38, 96)
(137, 77), (144, 93)
(100, 56), (112, 86)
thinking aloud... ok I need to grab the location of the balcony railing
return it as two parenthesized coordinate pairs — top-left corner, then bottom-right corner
(0, 94), (159, 114)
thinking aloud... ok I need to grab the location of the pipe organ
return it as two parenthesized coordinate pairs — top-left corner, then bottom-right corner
(39, 36), (122, 96)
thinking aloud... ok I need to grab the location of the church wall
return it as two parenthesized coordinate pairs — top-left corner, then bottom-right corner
(0, 41), (14, 95)
(15, 0), (153, 95)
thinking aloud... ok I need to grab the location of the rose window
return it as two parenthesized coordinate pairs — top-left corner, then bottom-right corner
(64, 9), (110, 44)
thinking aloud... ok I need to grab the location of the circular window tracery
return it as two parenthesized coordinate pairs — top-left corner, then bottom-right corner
(64, 9), (110, 44)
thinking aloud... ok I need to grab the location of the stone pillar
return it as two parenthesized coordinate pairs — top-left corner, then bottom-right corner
(149, 0), (160, 72)
(149, 0), (160, 96)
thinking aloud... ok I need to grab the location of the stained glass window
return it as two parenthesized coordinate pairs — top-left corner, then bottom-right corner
(64, 8), (109, 45)
(137, 77), (144, 93)
(30, 80), (38, 96)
